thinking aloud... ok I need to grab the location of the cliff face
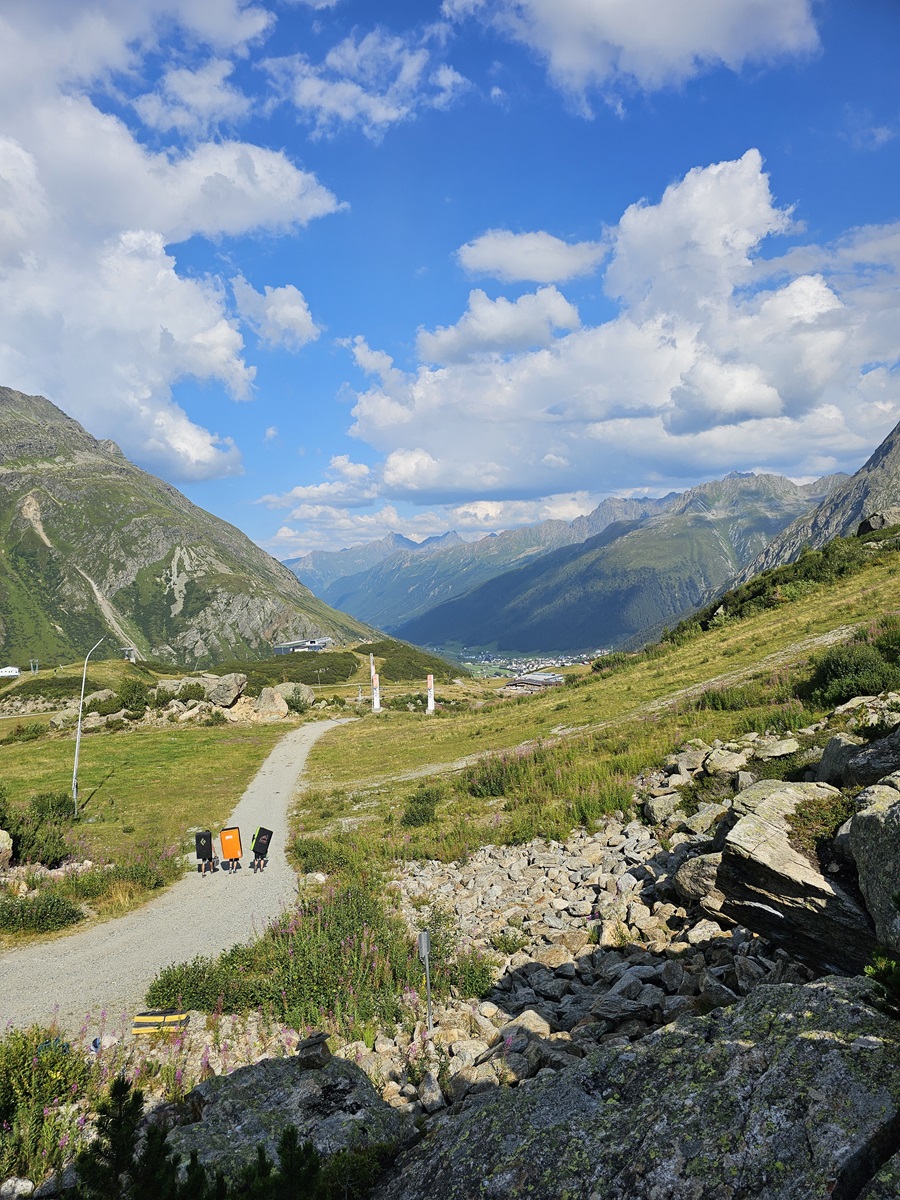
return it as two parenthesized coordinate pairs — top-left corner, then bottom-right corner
(738, 418), (900, 581)
(0, 387), (374, 665)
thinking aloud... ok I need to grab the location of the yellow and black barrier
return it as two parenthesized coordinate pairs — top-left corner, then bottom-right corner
(131, 1009), (190, 1036)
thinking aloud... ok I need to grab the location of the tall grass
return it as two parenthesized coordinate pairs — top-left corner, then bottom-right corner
(145, 884), (494, 1034)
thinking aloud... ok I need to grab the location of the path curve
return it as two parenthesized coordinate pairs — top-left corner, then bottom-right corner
(0, 720), (344, 1035)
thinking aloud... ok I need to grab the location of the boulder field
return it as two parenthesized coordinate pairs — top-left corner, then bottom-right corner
(10, 689), (900, 1198)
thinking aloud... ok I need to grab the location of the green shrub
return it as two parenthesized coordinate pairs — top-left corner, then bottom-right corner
(290, 836), (363, 876)
(116, 679), (149, 714)
(202, 709), (227, 726)
(787, 788), (855, 864)
(65, 868), (115, 900)
(490, 927), (529, 955)
(0, 1026), (92, 1181)
(30, 791), (75, 821)
(285, 691), (310, 715)
(0, 893), (83, 933)
(400, 783), (444, 827)
(806, 643), (900, 707)
(3, 722), (44, 743)
(177, 682), (206, 702)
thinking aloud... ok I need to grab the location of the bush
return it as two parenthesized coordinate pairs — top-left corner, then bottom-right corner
(400, 783), (444, 826)
(806, 643), (900, 708)
(177, 682), (206, 702)
(0, 1025), (91, 1181)
(285, 691), (309, 715)
(290, 836), (362, 876)
(3, 722), (44, 743)
(30, 791), (75, 821)
(116, 679), (149, 714)
(0, 893), (83, 933)
(202, 709), (227, 726)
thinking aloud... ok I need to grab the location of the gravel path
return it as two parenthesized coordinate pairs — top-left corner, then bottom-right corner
(0, 720), (345, 1036)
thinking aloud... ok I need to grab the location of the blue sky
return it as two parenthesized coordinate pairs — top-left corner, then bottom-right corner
(0, 0), (898, 556)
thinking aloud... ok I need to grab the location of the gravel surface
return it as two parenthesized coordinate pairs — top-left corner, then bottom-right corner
(0, 720), (344, 1036)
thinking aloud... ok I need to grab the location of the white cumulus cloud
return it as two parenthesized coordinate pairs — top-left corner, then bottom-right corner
(233, 277), (321, 349)
(337, 151), (900, 505)
(457, 229), (606, 283)
(417, 286), (580, 363)
(134, 58), (252, 135)
(443, 0), (819, 108)
(0, 1), (343, 480)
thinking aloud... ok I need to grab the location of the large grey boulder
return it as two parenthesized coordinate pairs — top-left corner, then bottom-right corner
(167, 1057), (415, 1182)
(811, 732), (866, 784)
(850, 778), (900, 956)
(843, 726), (900, 788)
(274, 681), (315, 707)
(253, 687), (289, 719)
(857, 508), (900, 535)
(714, 780), (876, 973)
(374, 978), (900, 1200)
(205, 672), (246, 707)
(673, 852), (724, 906)
(0, 829), (13, 870)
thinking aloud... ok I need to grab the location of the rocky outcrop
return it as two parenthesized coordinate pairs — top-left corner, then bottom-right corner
(0, 829), (12, 870)
(812, 732), (867, 783)
(374, 977), (900, 1200)
(713, 780), (876, 973)
(737, 413), (900, 577)
(843, 726), (900, 787)
(850, 776), (900, 956)
(858, 509), (900, 535)
(167, 1056), (416, 1182)
(204, 672), (246, 707)
(274, 681), (315, 707)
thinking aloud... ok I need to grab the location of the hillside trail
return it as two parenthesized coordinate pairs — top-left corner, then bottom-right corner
(0, 719), (348, 1036)
(383, 624), (857, 786)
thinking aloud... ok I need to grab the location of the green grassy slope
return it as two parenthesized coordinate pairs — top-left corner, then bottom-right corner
(306, 537), (900, 794)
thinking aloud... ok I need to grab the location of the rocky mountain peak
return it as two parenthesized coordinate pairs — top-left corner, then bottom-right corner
(738, 417), (900, 580)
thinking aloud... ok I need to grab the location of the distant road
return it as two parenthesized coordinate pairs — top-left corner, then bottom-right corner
(0, 720), (344, 1036)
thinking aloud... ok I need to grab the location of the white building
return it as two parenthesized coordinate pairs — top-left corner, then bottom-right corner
(0, 666), (20, 678)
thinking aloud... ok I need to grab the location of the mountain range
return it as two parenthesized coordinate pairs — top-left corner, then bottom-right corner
(0, 387), (373, 666)
(286, 495), (675, 631)
(290, 472), (845, 654)
(392, 472), (844, 653)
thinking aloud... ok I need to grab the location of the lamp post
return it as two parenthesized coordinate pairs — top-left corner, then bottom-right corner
(72, 636), (105, 817)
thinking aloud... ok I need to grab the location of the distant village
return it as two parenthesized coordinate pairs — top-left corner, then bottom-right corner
(456, 648), (608, 679)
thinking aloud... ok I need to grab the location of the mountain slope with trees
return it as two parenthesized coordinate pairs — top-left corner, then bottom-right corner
(393, 473), (841, 653)
(738, 419), (900, 579)
(289, 496), (675, 630)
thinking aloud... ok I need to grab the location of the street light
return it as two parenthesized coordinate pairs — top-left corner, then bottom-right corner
(72, 636), (105, 817)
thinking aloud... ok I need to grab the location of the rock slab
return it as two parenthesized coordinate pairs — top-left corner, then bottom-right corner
(167, 1057), (415, 1181)
(374, 978), (900, 1200)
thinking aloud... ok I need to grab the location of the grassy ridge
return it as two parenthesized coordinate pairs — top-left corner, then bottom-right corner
(305, 552), (900, 791)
